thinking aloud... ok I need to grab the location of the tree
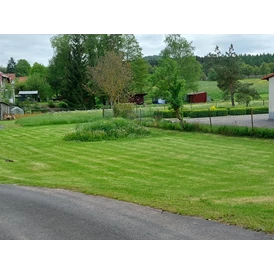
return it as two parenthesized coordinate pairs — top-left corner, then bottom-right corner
(25, 73), (52, 101)
(15, 59), (31, 77)
(130, 58), (149, 92)
(209, 44), (242, 106)
(153, 58), (185, 125)
(259, 62), (270, 76)
(64, 34), (90, 109)
(0, 83), (13, 103)
(241, 63), (254, 78)
(235, 82), (260, 106)
(48, 35), (71, 98)
(87, 51), (132, 107)
(121, 34), (142, 61)
(0, 66), (7, 73)
(30, 62), (47, 77)
(161, 34), (201, 92)
(7, 57), (16, 73)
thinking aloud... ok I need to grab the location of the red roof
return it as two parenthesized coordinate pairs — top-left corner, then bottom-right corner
(261, 73), (274, 80)
(18, 76), (28, 82)
(6, 73), (16, 81)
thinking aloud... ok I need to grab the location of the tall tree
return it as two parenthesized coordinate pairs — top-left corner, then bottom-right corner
(209, 44), (242, 106)
(48, 35), (71, 98)
(161, 34), (201, 91)
(15, 59), (31, 77)
(153, 58), (185, 125)
(7, 57), (16, 73)
(64, 34), (90, 109)
(87, 51), (132, 107)
(130, 58), (149, 92)
(121, 34), (142, 61)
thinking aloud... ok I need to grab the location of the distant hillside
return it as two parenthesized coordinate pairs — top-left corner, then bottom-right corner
(145, 53), (274, 67)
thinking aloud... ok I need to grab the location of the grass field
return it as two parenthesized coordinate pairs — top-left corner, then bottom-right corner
(197, 78), (269, 101)
(145, 78), (269, 107)
(1, 114), (274, 233)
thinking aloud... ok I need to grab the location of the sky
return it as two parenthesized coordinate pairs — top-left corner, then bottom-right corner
(1, 34), (274, 68)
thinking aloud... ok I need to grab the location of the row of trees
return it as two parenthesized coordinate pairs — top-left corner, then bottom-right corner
(146, 53), (274, 80)
(1, 34), (264, 113)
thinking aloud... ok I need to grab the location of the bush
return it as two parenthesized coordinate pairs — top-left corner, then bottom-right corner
(228, 108), (246, 115)
(64, 118), (150, 142)
(48, 101), (56, 108)
(189, 109), (217, 118)
(216, 108), (228, 116)
(246, 107), (269, 114)
(153, 109), (176, 119)
(113, 103), (136, 119)
(57, 101), (69, 109)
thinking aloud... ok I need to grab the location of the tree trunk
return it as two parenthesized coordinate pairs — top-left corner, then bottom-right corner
(230, 84), (235, 106)
(175, 107), (184, 129)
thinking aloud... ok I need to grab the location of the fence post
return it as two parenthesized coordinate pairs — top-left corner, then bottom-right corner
(139, 108), (142, 124)
(209, 109), (212, 132)
(251, 108), (254, 133)
(102, 108), (105, 118)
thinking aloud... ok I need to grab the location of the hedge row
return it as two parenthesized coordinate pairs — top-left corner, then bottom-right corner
(154, 106), (269, 119)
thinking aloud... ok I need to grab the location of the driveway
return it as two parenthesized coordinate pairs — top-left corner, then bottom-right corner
(184, 114), (274, 128)
(0, 184), (273, 240)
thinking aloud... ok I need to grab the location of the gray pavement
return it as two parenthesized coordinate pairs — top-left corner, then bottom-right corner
(184, 114), (274, 128)
(0, 184), (273, 240)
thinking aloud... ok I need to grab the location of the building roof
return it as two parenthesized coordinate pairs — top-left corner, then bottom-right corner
(18, 91), (38, 95)
(0, 101), (10, 106)
(0, 71), (10, 79)
(6, 73), (16, 81)
(187, 91), (207, 95)
(18, 76), (28, 82)
(261, 73), (274, 81)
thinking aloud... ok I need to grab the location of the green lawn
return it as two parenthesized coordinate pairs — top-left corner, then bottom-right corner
(145, 78), (269, 107)
(198, 78), (269, 101)
(1, 115), (274, 233)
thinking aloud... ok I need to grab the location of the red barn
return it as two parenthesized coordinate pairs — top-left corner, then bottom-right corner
(186, 92), (207, 103)
(129, 93), (147, 105)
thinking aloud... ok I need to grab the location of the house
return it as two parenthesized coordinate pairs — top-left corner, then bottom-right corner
(261, 73), (274, 119)
(0, 101), (10, 120)
(0, 71), (11, 86)
(0, 72), (15, 104)
(185, 92), (207, 103)
(129, 93), (147, 105)
(17, 91), (40, 102)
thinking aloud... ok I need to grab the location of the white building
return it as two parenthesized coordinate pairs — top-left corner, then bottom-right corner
(262, 73), (274, 120)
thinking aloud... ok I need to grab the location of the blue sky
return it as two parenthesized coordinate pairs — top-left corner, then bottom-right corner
(1, 34), (274, 67)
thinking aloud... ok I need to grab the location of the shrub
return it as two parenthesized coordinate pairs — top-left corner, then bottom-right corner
(57, 101), (69, 109)
(216, 108), (228, 116)
(48, 101), (56, 108)
(228, 108), (246, 115)
(246, 107), (269, 114)
(113, 103), (136, 119)
(189, 109), (217, 118)
(64, 118), (150, 142)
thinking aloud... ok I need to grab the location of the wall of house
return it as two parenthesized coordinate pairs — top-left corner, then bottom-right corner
(269, 77), (274, 119)
(0, 103), (10, 120)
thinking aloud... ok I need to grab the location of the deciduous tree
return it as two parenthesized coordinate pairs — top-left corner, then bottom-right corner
(153, 58), (185, 125)
(161, 34), (201, 92)
(235, 82), (260, 107)
(87, 51), (132, 107)
(15, 59), (31, 77)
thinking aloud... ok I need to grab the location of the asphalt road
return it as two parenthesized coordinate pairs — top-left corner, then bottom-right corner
(0, 184), (273, 240)
(184, 114), (274, 128)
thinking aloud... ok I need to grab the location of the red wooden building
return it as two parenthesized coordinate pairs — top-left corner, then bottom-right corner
(186, 92), (207, 103)
(129, 93), (147, 105)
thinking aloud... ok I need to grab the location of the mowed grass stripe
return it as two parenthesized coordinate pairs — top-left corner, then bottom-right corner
(1, 123), (274, 232)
